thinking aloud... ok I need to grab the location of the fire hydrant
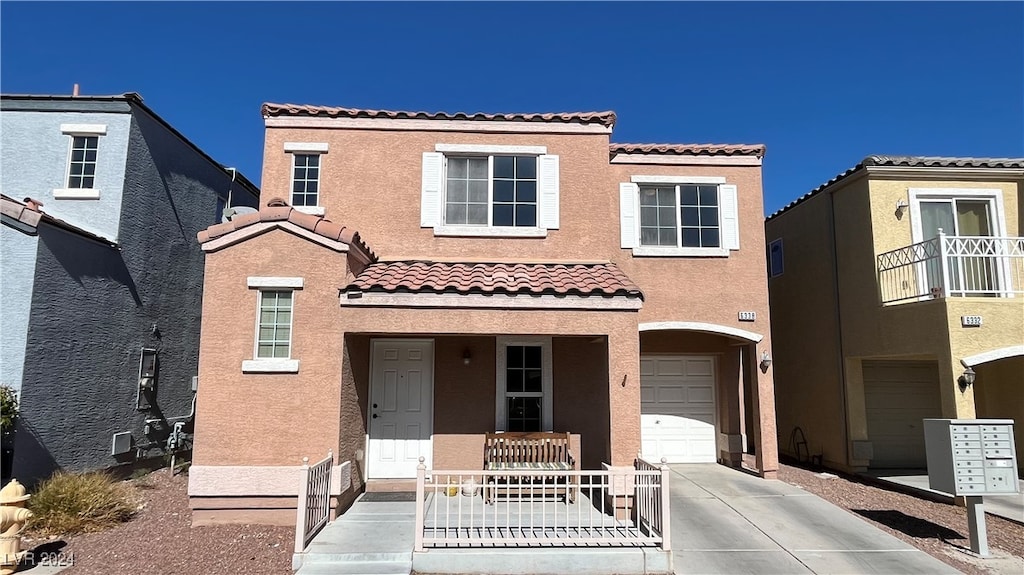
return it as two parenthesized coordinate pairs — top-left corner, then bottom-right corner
(0, 479), (32, 575)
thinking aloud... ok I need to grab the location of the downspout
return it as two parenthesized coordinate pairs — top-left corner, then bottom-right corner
(828, 190), (852, 469)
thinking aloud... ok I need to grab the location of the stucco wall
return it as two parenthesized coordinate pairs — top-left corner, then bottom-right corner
(973, 356), (1024, 473)
(193, 230), (347, 468)
(0, 225), (38, 395)
(765, 191), (848, 467)
(11, 104), (259, 483)
(0, 107), (132, 241)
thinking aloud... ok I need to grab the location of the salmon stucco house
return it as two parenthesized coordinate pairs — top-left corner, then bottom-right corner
(188, 103), (779, 527)
(766, 156), (1023, 474)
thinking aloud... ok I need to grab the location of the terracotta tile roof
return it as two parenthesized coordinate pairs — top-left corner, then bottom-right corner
(197, 198), (376, 260)
(346, 261), (643, 299)
(1, 194), (117, 246)
(262, 103), (617, 127)
(767, 155), (1024, 220)
(610, 143), (766, 157)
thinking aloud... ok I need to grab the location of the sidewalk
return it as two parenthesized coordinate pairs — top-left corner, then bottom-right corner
(670, 464), (960, 574)
(862, 470), (1023, 524)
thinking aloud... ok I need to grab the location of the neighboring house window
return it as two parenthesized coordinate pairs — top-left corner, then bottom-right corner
(242, 277), (303, 373)
(283, 143), (328, 215)
(54, 124), (106, 199)
(769, 238), (784, 277)
(496, 336), (552, 431)
(291, 154), (320, 208)
(67, 135), (99, 189)
(421, 146), (560, 236)
(620, 177), (739, 256)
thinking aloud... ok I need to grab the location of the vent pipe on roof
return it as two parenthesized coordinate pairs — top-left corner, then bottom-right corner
(72, 83), (80, 97)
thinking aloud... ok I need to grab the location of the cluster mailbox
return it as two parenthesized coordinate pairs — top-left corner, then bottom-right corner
(924, 419), (1018, 496)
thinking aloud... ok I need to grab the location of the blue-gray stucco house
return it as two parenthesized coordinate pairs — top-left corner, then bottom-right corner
(0, 92), (260, 484)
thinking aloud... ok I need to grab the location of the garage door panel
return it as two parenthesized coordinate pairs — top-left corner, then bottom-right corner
(640, 355), (717, 464)
(864, 360), (942, 469)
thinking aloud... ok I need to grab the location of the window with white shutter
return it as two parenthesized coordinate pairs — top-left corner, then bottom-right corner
(421, 146), (558, 237)
(620, 176), (739, 257)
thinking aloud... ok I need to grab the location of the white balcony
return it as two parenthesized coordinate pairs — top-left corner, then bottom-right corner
(877, 234), (1024, 304)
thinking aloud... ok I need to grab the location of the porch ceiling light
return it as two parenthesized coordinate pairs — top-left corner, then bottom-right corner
(759, 350), (772, 373)
(958, 366), (976, 391)
(463, 348), (472, 366)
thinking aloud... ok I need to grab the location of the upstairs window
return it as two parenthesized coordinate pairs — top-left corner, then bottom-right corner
(291, 154), (320, 208)
(445, 156), (537, 227)
(67, 135), (99, 189)
(769, 238), (784, 277)
(621, 177), (738, 257)
(421, 146), (559, 237)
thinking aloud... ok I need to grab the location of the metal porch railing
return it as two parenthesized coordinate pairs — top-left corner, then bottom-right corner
(294, 451), (333, 553)
(413, 457), (671, 551)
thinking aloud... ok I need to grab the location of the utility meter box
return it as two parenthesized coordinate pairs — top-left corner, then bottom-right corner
(924, 419), (1018, 496)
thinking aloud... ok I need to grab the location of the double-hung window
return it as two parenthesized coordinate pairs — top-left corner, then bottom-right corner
(495, 336), (552, 432)
(55, 123), (106, 199)
(620, 176), (739, 256)
(243, 277), (303, 373)
(421, 145), (560, 236)
(284, 142), (328, 215)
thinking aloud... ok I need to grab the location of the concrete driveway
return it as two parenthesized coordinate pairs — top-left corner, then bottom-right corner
(670, 464), (960, 574)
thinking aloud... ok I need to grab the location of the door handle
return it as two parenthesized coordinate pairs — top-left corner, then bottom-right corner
(372, 414), (378, 419)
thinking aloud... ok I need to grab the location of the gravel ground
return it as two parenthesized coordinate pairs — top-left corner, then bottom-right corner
(778, 462), (1024, 575)
(15, 463), (1022, 575)
(20, 471), (294, 575)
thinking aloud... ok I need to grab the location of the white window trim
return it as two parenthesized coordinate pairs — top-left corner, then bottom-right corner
(433, 225), (548, 238)
(246, 284), (299, 373)
(53, 189), (101, 200)
(284, 142), (329, 153)
(247, 276), (304, 288)
(625, 180), (736, 257)
(435, 144), (547, 155)
(61, 124), (106, 135)
(630, 175), (727, 185)
(290, 152), (322, 210)
(908, 187), (1008, 243)
(495, 336), (553, 432)
(242, 359), (300, 373)
(769, 238), (784, 277)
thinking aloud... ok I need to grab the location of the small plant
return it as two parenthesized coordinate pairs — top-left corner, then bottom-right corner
(0, 385), (17, 434)
(28, 471), (140, 536)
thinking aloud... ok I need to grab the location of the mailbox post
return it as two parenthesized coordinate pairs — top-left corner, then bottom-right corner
(924, 419), (1019, 557)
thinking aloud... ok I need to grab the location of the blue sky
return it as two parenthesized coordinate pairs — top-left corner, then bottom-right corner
(2, 2), (1021, 215)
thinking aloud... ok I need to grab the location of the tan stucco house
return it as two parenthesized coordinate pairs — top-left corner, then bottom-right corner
(766, 156), (1023, 474)
(187, 104), (779, 524)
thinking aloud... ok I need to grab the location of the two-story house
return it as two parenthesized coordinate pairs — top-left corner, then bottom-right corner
(188, 103), (779, 525)
(0, 92), (259, 484)
(766, 156), (1023, 474)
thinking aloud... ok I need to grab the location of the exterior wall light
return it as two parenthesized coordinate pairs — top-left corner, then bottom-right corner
(895, 199), (909, 220)
(958, 366), (976, 392)
(463, 348), (472, 365)
(759, 351), (772, 373)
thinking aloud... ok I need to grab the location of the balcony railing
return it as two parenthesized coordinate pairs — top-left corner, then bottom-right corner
(877, 234), (1024, 304)
(413, 457), (671, 551)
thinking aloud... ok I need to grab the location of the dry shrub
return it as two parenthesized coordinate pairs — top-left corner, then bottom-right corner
(28, 471), (139, 536)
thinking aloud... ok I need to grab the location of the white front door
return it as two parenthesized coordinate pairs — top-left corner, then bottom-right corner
(640, 356), (717, 463)
(368, 339), (433, 478)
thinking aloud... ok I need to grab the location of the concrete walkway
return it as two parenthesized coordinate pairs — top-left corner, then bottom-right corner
(297, 464), (963, 574)
(862, 470), (1023, 524)
(670, 464), (960, 574)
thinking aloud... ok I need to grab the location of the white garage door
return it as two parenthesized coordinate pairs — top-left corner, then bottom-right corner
(864, 360), (942, 469)
(641, 356), (717, 463)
